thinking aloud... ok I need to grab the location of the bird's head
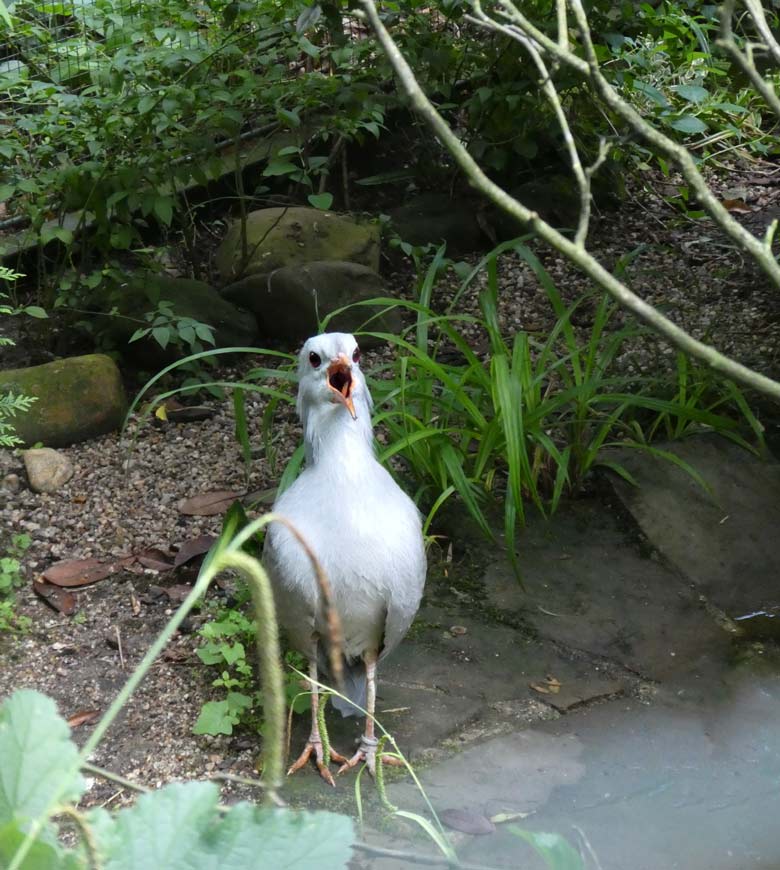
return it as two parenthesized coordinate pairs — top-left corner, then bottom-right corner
(297, 332), (370, 425)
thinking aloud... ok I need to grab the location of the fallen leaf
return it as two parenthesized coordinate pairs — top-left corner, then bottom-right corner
(136, 548), (175, 572)
(166, 403), (216, 422)
(174, 534), (216, 567)
(530, 676), (562, 695)
(490, 810), (532, 824)
(165, 584), (194, 603)
(529, 682), (551, 694)
(33, 580), (77, 615)
(130, 593), (141, 616)
(721, 198), (751, 213)
(440, 807), (496, 835)
(178, 490), (243, 516)
(43, 558), (112, 588)
(449, 625), (468, 636)
(67, 709), (100, 728)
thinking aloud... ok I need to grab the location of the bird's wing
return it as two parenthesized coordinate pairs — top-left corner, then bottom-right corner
(379, 541), (427, 660)
(263, 524), (318, 654)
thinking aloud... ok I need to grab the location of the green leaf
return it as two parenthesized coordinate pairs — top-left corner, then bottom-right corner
(153, 197), (173, 227)
(152, 327), (170, 349)
(93, 782), (354, 869)
(668, 115), (707, 134)
(262, 160), (297, 177)
(510, 828), (584, 870)
(21, 306), (47, 319)
(40, 226), (74, 246)
(671, 84), (709, 104)
(0, 184), (16, 200)
(0, 819), (77, 870)
(194, 323), (215, 344)
(0, 690), (85, 824)
(192, 700), (234, 735)
(307, 192), (333, 210)
(631, 79), (669, 108)
(138, 94), (157, 114)
(277, 107), (301, 128)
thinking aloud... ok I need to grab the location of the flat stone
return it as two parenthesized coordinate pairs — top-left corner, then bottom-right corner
(484, 499), (732, 681)
(23, 448), (74, 493)
(608, 437), (780, 622)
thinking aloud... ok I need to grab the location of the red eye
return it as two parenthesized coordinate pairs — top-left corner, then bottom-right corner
(352, 347), (361, 364)
(309, 351), (321, 368)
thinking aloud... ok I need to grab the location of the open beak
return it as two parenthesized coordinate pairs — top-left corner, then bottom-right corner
(326, 354), (356, 419)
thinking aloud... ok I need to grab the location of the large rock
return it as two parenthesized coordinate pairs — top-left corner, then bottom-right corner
(105, 274), (258, 368)
(215, 207), (381, 283)
(0, 354), (126, 447)
(388, 192), (486, 254)
(221, 261), (402, 347)
(23, 448), (74, 493)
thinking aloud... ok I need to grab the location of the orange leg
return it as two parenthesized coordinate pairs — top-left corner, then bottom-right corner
(287, 648), (347, 787)
(338, 651), (403, 777)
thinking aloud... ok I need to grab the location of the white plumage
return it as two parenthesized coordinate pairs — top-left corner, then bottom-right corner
(264, 332), (426, 781)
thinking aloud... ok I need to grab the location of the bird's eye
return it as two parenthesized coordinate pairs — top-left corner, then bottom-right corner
(309, 351), (321, 368)
(352, 347), (361, 364)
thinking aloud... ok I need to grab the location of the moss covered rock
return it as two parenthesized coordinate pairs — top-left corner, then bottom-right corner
(0, 354), (126, 447)
(215, 207), (381, 283)
(221, 261), (402, 347)
(102, 273), (258, 369)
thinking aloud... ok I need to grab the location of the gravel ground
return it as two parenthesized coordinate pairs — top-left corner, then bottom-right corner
(1, 163), (779, 815)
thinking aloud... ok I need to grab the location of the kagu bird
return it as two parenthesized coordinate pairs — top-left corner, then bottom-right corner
(264, 332), (426, 784)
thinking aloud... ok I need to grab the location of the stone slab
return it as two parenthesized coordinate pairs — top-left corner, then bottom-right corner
(609, 436), (780, 621)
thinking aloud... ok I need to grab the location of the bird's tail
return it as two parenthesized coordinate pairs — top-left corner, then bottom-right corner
(330, 659), (367, 718)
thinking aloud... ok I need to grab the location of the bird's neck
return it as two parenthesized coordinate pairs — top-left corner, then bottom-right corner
(302, 395), (376, 471)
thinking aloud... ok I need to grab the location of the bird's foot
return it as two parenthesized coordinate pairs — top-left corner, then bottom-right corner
(337, 735), (404, 777)
(287, 737), (348, 787)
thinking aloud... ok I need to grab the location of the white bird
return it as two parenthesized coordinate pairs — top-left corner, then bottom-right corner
(263, 332), (427, 784)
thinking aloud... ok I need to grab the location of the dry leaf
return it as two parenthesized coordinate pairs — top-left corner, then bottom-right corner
(174, 534), (216, 567)
(449, 625), (467, 636)
(136, 548), (175, 572)
(440, 808), (496, 835)
(722, 198), (751, 213)
(67, 709), (100, 728)
(530, 676), (562, 695)
(489, 810), (531, 824)
(165, 584), (194, 603)
(43, 558), (113, 588)
(178, 490), (242, 516)
(33, 580), (77, 615)
(166, 403), (215, 422)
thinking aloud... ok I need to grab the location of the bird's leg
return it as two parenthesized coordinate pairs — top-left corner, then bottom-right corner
(287, 649), (347, 787)
(338, 651), (403, 777)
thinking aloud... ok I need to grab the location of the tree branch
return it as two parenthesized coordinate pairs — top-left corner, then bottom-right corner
(359, 0), (780, 402)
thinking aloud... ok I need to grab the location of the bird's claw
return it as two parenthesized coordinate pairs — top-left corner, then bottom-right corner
(337, 735), (404, 777)
(287, 738), (347, 787)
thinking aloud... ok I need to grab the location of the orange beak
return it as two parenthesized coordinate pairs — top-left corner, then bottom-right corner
(326, 353), (356, 419)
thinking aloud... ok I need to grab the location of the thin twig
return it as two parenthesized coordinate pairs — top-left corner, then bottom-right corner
(351, 842), (502, 870)
(717, 0), (780, 117)
(81, 761), (150, 795)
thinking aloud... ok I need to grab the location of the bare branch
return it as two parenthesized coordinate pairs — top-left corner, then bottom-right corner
(743, 0), (780, 66)
(717, 0), (780, 117)
(359, 0), (780, 402)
